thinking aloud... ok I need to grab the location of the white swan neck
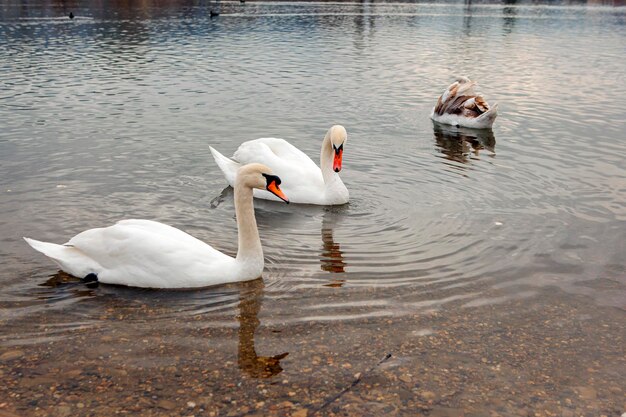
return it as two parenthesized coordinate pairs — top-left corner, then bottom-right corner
(234, 181), (263, 267)
(320, 131), (337, 185)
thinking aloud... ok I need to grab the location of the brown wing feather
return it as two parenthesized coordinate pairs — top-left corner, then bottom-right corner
(435, 82), (459, 115)
(441, 95), (474, 115)
(434, 78), (493, 119)
(434, 95), (444, 115)
(474, 96), (490, 113)
(462, 108), (480, 118)
(435, 79), (492, 118)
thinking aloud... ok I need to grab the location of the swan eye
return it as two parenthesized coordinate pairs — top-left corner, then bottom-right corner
(262, 173), (281, 187)
(333, 144), (344, 155)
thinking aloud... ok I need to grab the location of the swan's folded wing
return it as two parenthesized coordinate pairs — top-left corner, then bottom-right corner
(233, 138), (321, 180)
(435, 79), (481, 116)
(440, 95), (475, 115)
(66, 221), (232, 287)
(111, 220), (214, 248)
(67, 221), (227, 268)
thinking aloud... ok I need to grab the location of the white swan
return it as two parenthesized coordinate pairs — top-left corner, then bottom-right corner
(210, 125), (349, 205)
(23, 163), (289, 289)
(430, 77), (498, 129)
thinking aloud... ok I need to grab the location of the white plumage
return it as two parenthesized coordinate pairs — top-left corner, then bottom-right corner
(26, 220), (236, 288)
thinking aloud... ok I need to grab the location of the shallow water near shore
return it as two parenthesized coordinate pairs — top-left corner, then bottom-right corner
(1, 1), (625, 416)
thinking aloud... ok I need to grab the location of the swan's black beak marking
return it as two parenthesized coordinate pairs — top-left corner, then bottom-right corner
(262, 173), (289, 203)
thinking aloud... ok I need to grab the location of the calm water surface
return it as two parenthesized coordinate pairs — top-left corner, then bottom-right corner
(0, 1), (625, 415)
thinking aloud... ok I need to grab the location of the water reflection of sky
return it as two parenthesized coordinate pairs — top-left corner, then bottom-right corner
(0, 0), (625, 328)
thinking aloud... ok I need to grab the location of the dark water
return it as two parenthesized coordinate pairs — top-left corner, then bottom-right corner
(0, 1), (625, 416)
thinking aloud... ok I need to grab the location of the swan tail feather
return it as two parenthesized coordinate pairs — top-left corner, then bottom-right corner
(24, 237), (98, 278)
(210, 146), (239, 187)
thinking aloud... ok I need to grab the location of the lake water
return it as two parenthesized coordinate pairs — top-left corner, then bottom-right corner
(1, 1), (625, 416)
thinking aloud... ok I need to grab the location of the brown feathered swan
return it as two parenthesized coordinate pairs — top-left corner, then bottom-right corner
(431, 77), (498, 129)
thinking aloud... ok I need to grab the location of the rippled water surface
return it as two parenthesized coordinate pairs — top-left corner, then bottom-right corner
(1, 1), (625, 415)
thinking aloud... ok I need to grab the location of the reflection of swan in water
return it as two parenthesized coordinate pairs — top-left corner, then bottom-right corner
(40, 271), (99, 295)
(320, 209), (347, 287)
(433, 122), (496, 164)
(236, 279), (288, 378)
(39, 275), (288, 378)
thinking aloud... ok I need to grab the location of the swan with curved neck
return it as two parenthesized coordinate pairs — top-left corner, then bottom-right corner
(210, 125), (349, 205)
(24, 163), (289, 289)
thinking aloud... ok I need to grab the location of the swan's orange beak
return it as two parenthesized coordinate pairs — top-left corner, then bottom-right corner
(333, 146), (343, 173)
(267, 181), (289, 204)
